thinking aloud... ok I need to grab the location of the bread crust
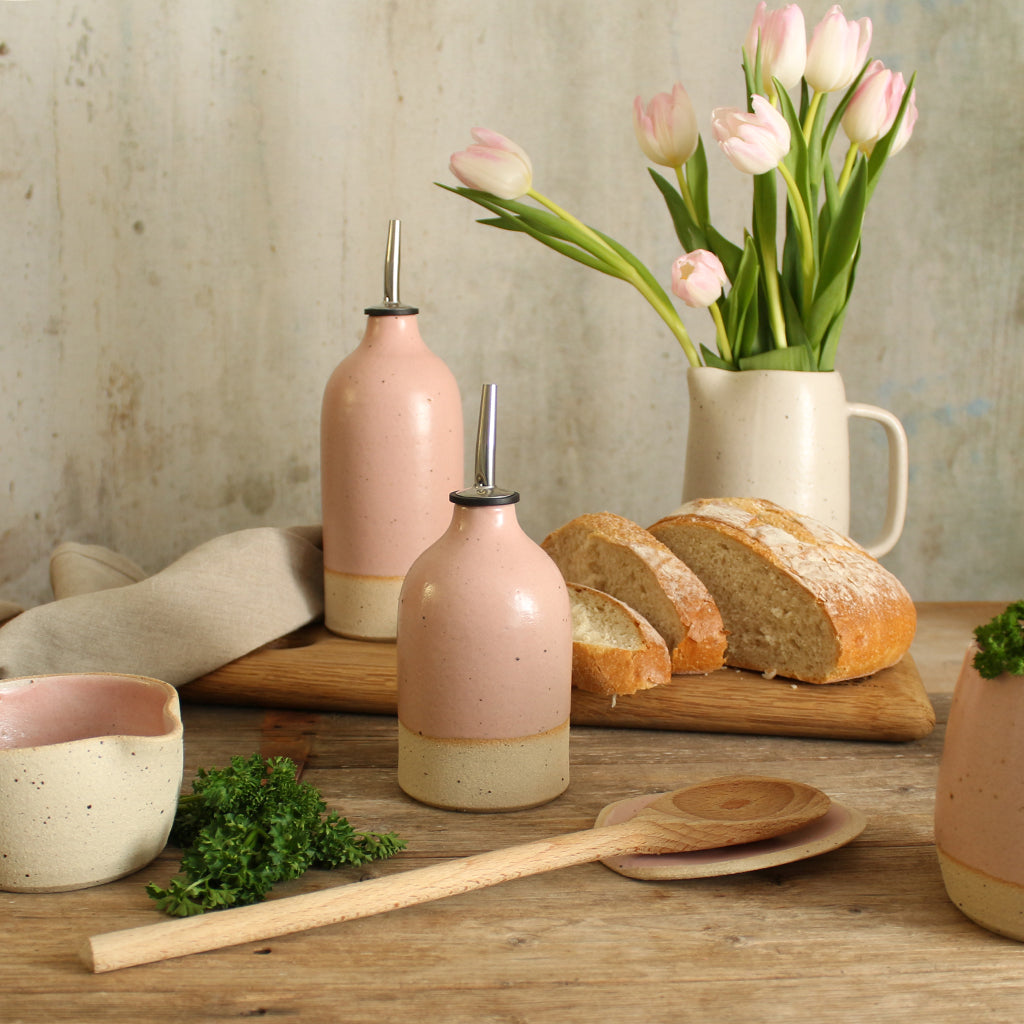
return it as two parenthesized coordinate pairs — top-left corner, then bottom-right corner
(649, 497), (917, 684)
(541, 512), (726, 674)
(566, 583), (672, 696)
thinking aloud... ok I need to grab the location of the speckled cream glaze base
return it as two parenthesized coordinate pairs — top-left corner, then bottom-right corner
(938, 848), (1024, 941)
(397, 720), (570, 812)
(324, 569), (403, 641)
(0, 674), (183, 893)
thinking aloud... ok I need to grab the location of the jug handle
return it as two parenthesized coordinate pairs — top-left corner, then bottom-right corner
(847, 402), (909, 559)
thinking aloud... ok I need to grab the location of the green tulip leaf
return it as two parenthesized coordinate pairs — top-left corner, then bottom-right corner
(817, 309), (847, 371)
(780, 280), (813, 356)
(819, 158), (841, 240)
(476, 217), (614, 276)
(439, 185), (573, 243)
(700, 344), (735, 370)
(439, 184), (629, 278)
(704, 224), (745, 283)
(686, 136), (712, 228)
(743, 46), (765, 103)
(593, 227), (677, 305)
(776, 81), (811, 206)
(807, 270), (849, 347)
(649, 168), (744, 282)
(739, 345), (815, 371)
(721, 237), (760, 348)
(815, 159), (866, 305)
(737, 294), (763, 360)
(803, 89), (831, 189)
(648, 169), (709, 255)
(781, 211), (803, 307)
(818, 242), (861, 370)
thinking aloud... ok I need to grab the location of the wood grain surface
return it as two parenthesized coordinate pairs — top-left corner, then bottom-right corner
(0, 602), (1003, 1019)
(4, 638), (1024, 1024)
(182, 623), (936, 742)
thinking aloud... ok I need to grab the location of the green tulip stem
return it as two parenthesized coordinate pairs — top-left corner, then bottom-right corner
(755, 221), (789, 352)
(674, 165), (702, 227)
(763, 262), (789, 350)
(775, 160), (816, 311)
(529, 188), (702, 366)
(709, 301), (733, 364)
(802, 90), (824, 141)
(837, 142), (859, 194)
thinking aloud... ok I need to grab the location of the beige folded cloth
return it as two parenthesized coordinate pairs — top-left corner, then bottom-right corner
(49, 541), (149, 599)
(0, 601), (22, 625)
(0, 526), (323, 686)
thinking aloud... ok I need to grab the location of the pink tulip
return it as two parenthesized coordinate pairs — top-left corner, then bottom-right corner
(633, 82), (700, 168)
(745, 2), (806, 93)
(805, 5), (872, 94)
(841, 61), (919, 155)
(449, 127), (533, 200)
(711, 95), (792, 175)
(671, 250), (729, 308)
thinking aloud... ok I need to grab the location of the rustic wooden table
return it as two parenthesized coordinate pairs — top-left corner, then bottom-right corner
(4, 603), (1022, 1023)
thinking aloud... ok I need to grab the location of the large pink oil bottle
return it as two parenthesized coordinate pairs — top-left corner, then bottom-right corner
(320, 221), (463, 640)
(396, 385), (572, 811)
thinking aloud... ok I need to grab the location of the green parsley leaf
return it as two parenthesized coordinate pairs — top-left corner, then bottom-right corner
(972, 601), (1024, 679)
(147, 754), (405, 916)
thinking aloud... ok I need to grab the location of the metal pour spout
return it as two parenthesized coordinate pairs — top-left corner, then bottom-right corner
(451, 384), (519, 506)
(475, 383), (497, 490)
(365, 219), (419, 316)
(384, 219), (401, 305)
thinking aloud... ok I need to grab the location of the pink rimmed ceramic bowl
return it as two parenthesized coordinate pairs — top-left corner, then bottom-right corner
(0, 673), (183, 892)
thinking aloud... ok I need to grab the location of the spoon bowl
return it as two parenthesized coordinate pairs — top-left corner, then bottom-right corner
(627, 775), (831, 855)
(84, 775), (831, 973)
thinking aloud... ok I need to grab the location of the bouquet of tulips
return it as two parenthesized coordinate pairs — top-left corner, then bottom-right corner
(443, 3), (918, 371)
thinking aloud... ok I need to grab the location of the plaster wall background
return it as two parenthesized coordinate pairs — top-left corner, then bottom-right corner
(1, 0), (1021, 608)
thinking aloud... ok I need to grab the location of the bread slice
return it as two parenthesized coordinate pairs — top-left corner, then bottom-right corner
(648, 497), (916, 684)
(541, 512), (726, 674)
(567, 582), (672, 695)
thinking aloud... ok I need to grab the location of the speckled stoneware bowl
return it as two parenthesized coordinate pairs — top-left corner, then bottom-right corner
(0, 673), (183, 893)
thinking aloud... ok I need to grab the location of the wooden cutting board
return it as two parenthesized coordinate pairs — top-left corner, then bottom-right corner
(182, 623), (935, 742)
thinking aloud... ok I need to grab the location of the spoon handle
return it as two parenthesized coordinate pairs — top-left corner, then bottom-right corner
(82, 819), (653, 973)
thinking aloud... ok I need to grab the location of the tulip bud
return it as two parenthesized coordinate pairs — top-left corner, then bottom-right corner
(805, 5), (872, 94)
(671, 250), (729, 308)
(888, 86), (918, 156)
(449, 127), (533, 200)
(711, 95), (792, 176)
(745, 2), (807, 94)
(841, 61), (918, 156)
(633, 82), (700, 168)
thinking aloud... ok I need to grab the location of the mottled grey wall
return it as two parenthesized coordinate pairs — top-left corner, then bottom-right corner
(1, 0), (1021, 607)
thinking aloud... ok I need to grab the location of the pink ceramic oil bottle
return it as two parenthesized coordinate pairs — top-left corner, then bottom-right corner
(396, 385), (572, 811)
(320, 221), (463, 640)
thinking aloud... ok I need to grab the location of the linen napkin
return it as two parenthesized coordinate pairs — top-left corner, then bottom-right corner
(0, 526), (323, 686)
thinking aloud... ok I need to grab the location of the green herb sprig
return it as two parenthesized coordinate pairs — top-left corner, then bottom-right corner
(146, 753), (406, 917)
(972, 601), (1024, 679)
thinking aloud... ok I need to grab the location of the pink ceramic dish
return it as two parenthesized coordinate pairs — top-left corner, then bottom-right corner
(0, 673), (183, 893)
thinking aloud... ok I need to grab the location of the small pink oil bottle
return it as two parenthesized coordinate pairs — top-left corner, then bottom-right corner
(320, 221), (463, 640)
(397, 385), (572, 811)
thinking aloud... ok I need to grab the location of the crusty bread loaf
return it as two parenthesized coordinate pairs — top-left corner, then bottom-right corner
(541, 512), (726, 674)
(566, 582), (672, 695)
(648, 497), (916, 684)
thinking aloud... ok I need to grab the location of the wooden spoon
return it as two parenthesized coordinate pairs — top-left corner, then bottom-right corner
(82, 775), (829, 973)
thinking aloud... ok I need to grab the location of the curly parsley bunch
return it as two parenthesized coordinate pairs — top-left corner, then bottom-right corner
(147, 754), (405, 917)
(972, 601), (1024, 680)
